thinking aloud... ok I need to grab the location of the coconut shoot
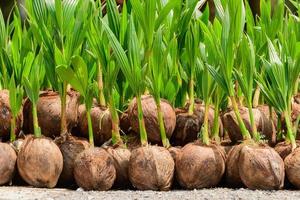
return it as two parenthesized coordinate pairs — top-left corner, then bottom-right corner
(206, 0), (251, 140)
(56, 56), (97, 146)
(257, 39), (300, 150)
(8, 76), (23, 142)
(102, 16), (148, 146)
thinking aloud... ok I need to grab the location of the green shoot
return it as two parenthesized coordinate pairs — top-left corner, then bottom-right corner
(56, 56), (97, 146)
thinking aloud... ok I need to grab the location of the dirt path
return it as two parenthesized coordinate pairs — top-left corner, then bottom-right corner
(0, 187), (300, 200)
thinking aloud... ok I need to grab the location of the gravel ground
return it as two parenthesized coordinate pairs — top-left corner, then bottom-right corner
(1, 187), (300, 200)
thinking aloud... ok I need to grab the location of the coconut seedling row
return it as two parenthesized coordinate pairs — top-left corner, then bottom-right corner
(0, 0), (299, 191)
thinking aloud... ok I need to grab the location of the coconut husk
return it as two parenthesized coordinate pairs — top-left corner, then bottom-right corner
(274, 141), (300, 160)
(225, 144), (245, 188)
(0, 143), (17, 185)
(0, 90), (23, 141)
(128, 145), (175, 191)
(128, 95), (176, 144)
(284, 147), (300, 188)
(292, 95), (300, 137)
(17, 135), (63, 188)
(125, 131), (141, 150)
(220, 139), (234, 155)
(76, 104), (112, 146)
(222, 106), (276, 145)
(56, 135), (90, 187)
(172, 102), (223, 146)
(104, 146), (131, 188)
(176, 142), (226, 189)
(73, 147), (116, 191)
(120, 111), (131, 134)
(239, 144), (284, 190)
(168, 146), (182, 189)
(23, 91), (79, 138)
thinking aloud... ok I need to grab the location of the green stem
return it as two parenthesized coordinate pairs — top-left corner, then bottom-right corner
(202, 102), (210, 145)
(10, 115), (16, 142)
(284, 111), (296, 150)
(294, 77), (299, 96)
(109, 95), (122, 145)
(188, 78), (195, 115)
(136, 95), (148, 146)
(212, 102), (220, 143)
(156, 97), (170, 148)
(98, 62), (106, 107)
(248, 101), (259, 142)
(86, 109), (94, 147)
(32, 104), (41, 138)
(60, 82), (67, 135)
(230, 96), (251, 140)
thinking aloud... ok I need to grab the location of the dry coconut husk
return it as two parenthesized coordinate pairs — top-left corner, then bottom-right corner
(76, 104), (112, 146)
(56, 135), (90, 186)
(274, 141), (300, 160)
(17, 135), (63, 188)
(225, 144), (245, 187)
(128, 145), (175, 190)
(222, 106), (276, 145)
(176, 142), (226, 189)
(0, 90), (23, 141)
(172, 102), (223, 146)
(128, 95), (176, 144)
(284, 147), (300, 188)
(120, 111), (131, 134)
(104, 146), (131, 188)
(74, 147), (116, 191)
(239, 144), (284, 190)
(0, 143), (17, 185)
(23, 91), (79, 138)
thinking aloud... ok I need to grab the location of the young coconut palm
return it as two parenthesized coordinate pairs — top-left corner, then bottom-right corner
(175, 18), (226, 190)
(57, 56), (116, 191)
(25, 0), (92, 186)
(204, 0), (284, 190)
(17, 52), (63, 188)
(102, 14), (174, 191)
(125, 0), (179, 144)
(0, 76), (21, 186)
(87, 0), (131, 188)
(258, 38), (300, 188)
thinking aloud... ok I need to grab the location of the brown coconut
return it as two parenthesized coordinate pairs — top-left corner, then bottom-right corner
(56, 135), (90, 186)
(225, 144), (245, 187)
(274, 141), (300, 160)
(105, 146), (131, 188)
(0, 90), (23, 141)
(0, 143), (17, 185)
(238, 144), (284, 190)
(176, 142), (226, 189)
(17, 135), (63, 188)
(76, 104), (112, 146)
(172, 102), (223, 146)
(23, 91), (79, 138)
(128, 95), (176, 144)
(73, 147), (116, 191)
(284, 148), (300, 188)
(222, 106), (276, 145)
(128, 145), (175, 190)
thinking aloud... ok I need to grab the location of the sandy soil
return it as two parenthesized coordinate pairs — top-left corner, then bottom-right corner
(1, 187), (300, 200)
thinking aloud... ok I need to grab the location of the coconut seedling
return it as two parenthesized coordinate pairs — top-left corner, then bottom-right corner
(125, 0), (179, 144)
(257, 36), (300, 187)
(204, 0), (284, 189)
(0, 76), (22, 186)
(102, 13), (175, 190)
(57, 56), (116, 191)
(175, 18), (226, 189)
(24, 0), (92, 186)
(87, 0), (131, 188)
(17, 52), (63, 188)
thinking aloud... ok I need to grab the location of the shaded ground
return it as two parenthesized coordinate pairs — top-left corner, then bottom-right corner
(1, 187), (300, 200)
